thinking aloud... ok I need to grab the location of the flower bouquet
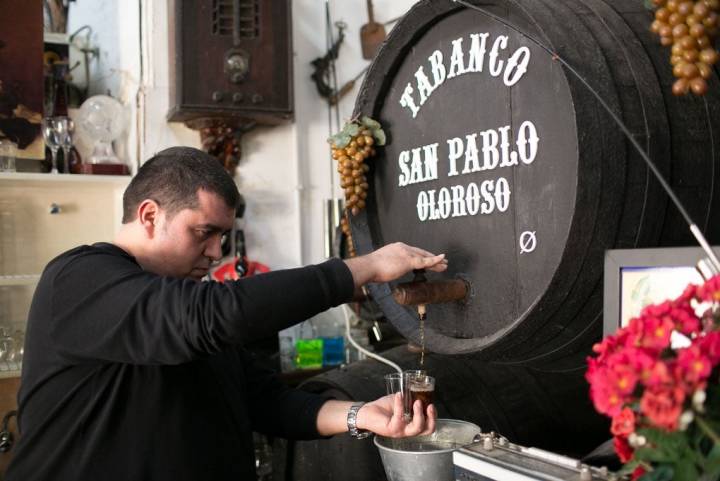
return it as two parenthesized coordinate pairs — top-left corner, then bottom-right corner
(586, 276), (720, 480)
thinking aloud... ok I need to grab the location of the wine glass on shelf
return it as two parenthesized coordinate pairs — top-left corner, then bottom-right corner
(41, 117), (61, 174)
(55, 117), (74, 173)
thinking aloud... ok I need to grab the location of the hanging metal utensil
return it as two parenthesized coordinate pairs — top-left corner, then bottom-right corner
(360, 0), (386, 60)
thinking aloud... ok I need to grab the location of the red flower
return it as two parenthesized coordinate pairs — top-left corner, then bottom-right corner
(696, 275), (720, 302)
(635, 314), (674, 353)
(587, 274), (720, 473)
(644, 301), (672, 318)
(588, 373), (626, 417)
(676, 284), (697, 303)
(611, 407), (636, 437)
(698, 331), (720, 365)
(671, 306), (701, 335)
(613, 435), (634, 463)
(675, 345), (712, 389)
(645, 359), (673, 389)
(640, 386), (685, 431)
(631, 466), (646, 480)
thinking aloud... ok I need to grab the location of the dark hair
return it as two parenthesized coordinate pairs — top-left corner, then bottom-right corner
(122, 146), (239, 223)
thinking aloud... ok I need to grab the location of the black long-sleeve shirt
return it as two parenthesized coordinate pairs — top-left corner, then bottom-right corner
(6, 242), (354, 481)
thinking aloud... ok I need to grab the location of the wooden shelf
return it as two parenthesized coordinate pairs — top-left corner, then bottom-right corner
(43, 32), (69, 45)
(0, 172), (131, 186)
(0, 275), (41, 287)
(0, 362), (21, 379)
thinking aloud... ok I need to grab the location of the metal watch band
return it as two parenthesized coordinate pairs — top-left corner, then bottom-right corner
(347, 402), (370, 439)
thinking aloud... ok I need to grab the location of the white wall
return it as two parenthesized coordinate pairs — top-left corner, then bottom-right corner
(67, 0), (143, 173)
(69, 0), (418, 269)
(291, 0), (416, 266)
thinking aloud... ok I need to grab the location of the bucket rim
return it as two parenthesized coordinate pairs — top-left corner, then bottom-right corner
(373, 419), (481, 455)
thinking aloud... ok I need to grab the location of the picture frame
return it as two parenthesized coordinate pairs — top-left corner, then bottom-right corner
(603, 246), (720, 336)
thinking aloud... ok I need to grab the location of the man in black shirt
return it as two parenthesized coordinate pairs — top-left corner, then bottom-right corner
(7, 147), (444, 481)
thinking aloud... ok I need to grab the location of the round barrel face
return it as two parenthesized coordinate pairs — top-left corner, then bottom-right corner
(360, 4), (583, 352)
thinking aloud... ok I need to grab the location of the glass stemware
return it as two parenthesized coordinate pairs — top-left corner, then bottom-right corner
(55, 117), (74, 172)
(41, 117), (62, 174)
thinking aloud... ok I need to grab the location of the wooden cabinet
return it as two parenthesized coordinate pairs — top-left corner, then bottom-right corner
(0, 174), (129, 373)
(0, 173), (130, 464)
(0, 173), (129, 465)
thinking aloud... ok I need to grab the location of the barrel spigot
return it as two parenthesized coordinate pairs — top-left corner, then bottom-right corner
(392, 269), (468, 310)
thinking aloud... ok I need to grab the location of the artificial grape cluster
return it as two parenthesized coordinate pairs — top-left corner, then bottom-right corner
(340, 214), (356, 257)
(650, 0), (720, 95)
(328, 116), (386, 257)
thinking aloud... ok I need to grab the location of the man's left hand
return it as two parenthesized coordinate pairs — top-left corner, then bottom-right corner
(357, 393), (436, 438)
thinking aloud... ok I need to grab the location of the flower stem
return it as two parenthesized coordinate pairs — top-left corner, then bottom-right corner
(696, 416), (720, 445)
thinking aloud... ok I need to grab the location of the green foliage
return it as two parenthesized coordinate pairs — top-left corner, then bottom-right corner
(360, 116), (381, 130)
(639, 465), (673, 481)
(373, 128), (386, 146)
(329, 116), (386, 148)
(701, 444), (720, 480)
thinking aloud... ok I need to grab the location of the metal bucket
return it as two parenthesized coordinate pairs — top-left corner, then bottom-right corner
(374, 419), (481, 481)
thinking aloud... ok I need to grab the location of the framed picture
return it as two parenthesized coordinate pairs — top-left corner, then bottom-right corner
(603, 246), (720, 337)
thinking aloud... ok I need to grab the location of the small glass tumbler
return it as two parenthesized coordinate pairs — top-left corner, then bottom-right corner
(402, 370), (427, 417)
(384, 372), (403, 396)
(407, 374), (435, 414)
(0, 139), (17, 172)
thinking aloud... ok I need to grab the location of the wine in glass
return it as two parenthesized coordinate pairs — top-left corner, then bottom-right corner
(41, 118), (62, 174)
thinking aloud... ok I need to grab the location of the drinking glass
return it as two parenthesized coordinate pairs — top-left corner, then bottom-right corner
(41, 117), (62, 174)
(407, 374), (435, 413)
(55, 117), (74, 172)
(0, 139), (17, 172)
(402, 370), (429, 418)
(384, 372), (403, 396)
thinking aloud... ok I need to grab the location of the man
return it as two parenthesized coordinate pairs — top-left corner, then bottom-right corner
(7, 147), (445, 480)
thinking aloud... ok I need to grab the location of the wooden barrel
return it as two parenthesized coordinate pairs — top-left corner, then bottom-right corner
(349, 0), (720, 361)
(274, 348), (610, 481)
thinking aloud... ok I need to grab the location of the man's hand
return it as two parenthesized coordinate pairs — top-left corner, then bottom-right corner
(357, 393), (436, 438)
(344, 242), (448, 287)
(315, 395), (436, 438)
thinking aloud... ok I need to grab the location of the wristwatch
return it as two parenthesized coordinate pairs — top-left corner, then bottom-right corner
(347, 402), (371, 439)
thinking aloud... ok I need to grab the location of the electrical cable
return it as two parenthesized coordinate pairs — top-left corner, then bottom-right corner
(342, 304), (404, 379)
(452, 0), (720, 272)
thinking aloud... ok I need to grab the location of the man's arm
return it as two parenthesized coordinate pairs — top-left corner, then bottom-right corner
(48, 249), (354, 364)
(344, 242), (447, 287)
(315, 395), (436, 438)
(47, 242), (446, 365)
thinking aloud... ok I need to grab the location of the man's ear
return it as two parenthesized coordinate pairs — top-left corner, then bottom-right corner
(137, 199), (161, 238)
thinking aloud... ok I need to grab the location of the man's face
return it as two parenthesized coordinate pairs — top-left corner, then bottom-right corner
(151, 189), (235, 280)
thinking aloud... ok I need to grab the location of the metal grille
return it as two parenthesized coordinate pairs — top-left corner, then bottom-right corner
(212, 0), (260, 39)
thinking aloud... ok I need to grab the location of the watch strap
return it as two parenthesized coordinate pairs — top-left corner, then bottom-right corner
(347, 402), (371, 439)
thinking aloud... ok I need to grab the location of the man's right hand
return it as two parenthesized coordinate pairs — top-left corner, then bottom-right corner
(344, 242), (447, 287)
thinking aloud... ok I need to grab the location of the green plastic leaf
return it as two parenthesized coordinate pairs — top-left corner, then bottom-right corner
(635, 446), (678, 464)
(334, 133), (352, 149)
(643, 0), (655, 10)
(639, 428), (688, 454)
(372, 128), (386, 146)
(618, 459), (642, 476)
(702, 443), (720, 478)
(639, 465), (674, 481)
(344, 123), (360, 137)
(673, 459), (700, 481)
(361, 116), (381, 131)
